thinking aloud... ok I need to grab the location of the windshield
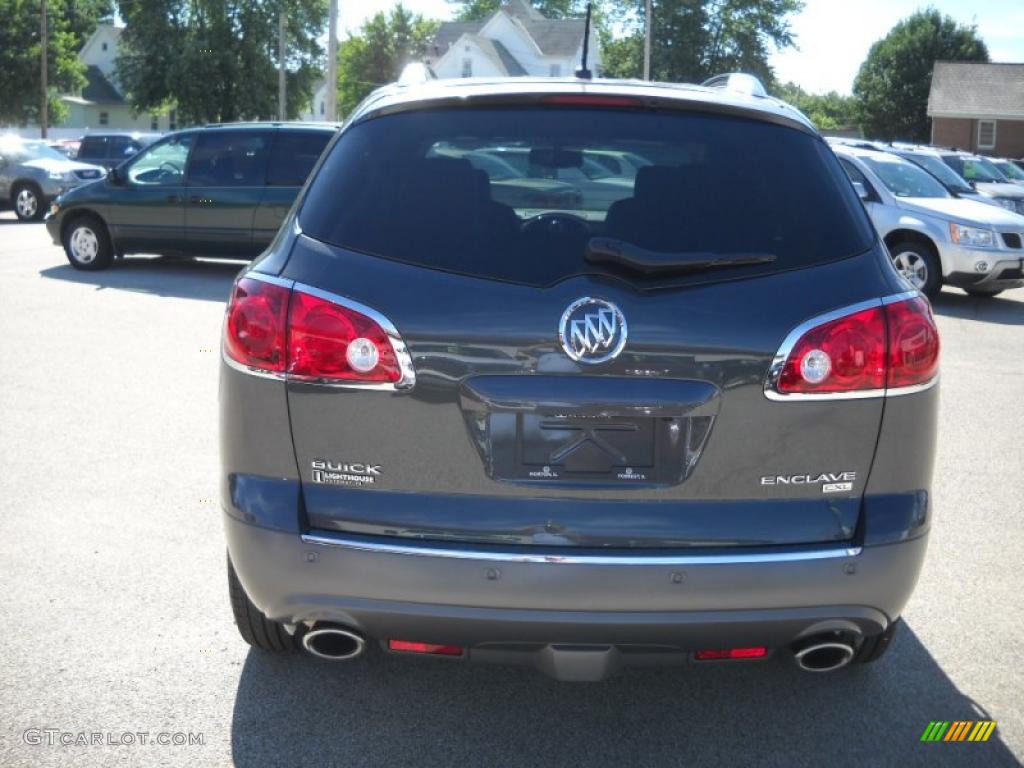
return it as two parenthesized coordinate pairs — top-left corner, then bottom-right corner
(0, 139), (68, 163)
(862, 155), (949, 198)
(944, 155), (1006, 183)
(299, 107), (873, 288)
(993, 160), (1024, 181)
(898, 153), (972, 193)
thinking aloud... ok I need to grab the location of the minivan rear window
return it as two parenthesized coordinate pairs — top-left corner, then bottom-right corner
(299, 107), (874, 287)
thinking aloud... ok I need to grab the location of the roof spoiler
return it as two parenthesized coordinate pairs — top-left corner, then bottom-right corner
(700, 73), (768, 98)
(397, 62), (436, 87)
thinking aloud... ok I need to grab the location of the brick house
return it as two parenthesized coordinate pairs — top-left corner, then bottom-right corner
(928, 62), (1024, 158)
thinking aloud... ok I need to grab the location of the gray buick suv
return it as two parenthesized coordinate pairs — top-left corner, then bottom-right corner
(220, 75), (940, 681)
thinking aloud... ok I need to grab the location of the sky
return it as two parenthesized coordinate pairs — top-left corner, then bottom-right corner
(337, 0), (1024, 95)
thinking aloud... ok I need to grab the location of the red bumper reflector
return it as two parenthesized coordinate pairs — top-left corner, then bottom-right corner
(389, 640), (464, 656)
(694, 646), (768, 661)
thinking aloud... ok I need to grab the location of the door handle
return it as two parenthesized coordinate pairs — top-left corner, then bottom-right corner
(166, 195), (181, 203)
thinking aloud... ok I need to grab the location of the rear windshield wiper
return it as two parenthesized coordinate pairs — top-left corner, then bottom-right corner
(584, 237), (776, 275)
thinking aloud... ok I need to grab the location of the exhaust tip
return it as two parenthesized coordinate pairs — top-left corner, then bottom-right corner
(301, 625), (366, 661)
(794, 641), (855, 672)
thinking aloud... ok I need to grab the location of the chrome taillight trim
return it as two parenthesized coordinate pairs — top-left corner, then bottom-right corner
(763, 290), (936, 401)
(300, 533), (862, 565)
(221, 271), (417, 391)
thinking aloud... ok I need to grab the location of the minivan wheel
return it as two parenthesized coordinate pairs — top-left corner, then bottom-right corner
(964, 286), (1003, 298)
(13, 183), (43, 221)
(890, 242), (940, 299)
(63, 215), (114, 270)
(227, 555), (297, 653)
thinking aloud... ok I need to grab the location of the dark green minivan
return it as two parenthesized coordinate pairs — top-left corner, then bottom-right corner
(45, 122), (337, 270)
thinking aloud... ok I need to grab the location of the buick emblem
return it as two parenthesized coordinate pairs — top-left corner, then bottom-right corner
(558, 297), (627, 364)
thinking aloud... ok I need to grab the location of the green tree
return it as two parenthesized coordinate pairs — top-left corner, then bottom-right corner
(448, 0), (586, 21)
(116, 0), (327, 125)
(336, 4), (438, 117)
(776, 82), (857, 130)
(0, 0), (112, 126)
(601, 0), (802, 84)
(853, 8), (988, 142)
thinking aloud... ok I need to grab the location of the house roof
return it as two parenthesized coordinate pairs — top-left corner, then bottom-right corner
(81, 66), (124, 104)
(928, 62), (1024, 119)
(429, 0), (585, 63)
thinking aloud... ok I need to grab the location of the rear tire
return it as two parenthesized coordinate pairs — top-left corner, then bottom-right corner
(63, 214), (114, 271)
(852, 618), (901, 665)
(227, 555), (297, 652)
(12, 183), (44, 221)
(889, 242), (941, 300)
(964, 287), (1004, 298)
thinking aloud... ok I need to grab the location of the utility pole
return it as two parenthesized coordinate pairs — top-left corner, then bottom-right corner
(40, 0), (48, 137)
(643, 0), (652, 81)
(278, 9), (287, 120)
(325, 0), (338, 121)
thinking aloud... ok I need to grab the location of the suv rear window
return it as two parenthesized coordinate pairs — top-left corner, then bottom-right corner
(300, 107), (874, 287)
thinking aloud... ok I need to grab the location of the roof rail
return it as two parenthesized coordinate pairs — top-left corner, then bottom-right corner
(701, 72), (768, 98)
(397, 62), (436, 87)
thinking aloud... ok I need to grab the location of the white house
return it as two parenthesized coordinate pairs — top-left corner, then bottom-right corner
(56, 24), (177, 136)
(300, 79), (331, 122)
(426, 0), (601, 80)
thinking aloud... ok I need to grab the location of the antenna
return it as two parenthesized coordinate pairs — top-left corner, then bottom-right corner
(575, 2), (593, 80)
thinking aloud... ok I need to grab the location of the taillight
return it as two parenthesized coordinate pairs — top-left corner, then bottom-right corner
(768, 294), (938, 398)
(288, 291), (401, 383)
(224, 278), (289, 372)
(223, 276), (413, 387)
(884, 296), (940, 388)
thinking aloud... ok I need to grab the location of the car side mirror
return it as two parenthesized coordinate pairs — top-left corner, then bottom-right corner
(852, 181), (869, 201)
(107, 166), (123, 185)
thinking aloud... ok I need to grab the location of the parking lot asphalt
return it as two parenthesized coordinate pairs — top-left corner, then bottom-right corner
(0, 212), (1021, 767)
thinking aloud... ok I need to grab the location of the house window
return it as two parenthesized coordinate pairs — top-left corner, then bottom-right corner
(462, 58), (472, 77)
(549, 64), (561, 77)
(320, 101), (324, 115)
(150, 114), (159, 130)
(102, 42), (108, 51)
(169, 110), (177, 130)
(99, 111), (109, 126)
(977, 120), (996, 150)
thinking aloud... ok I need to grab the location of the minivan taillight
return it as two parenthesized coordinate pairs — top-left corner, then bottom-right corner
(224, 277), (411, 387)
(771, 295), (939, 397)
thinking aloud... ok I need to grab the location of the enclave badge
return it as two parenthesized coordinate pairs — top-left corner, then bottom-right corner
(558, 297), (627, 364)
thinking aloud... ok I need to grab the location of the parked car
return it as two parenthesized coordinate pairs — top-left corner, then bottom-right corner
(882, 143), (1002, 207)
(221, 75), (940, 680)
(0, 136), (105, 221)
(75, 132), (161, 169)
(833, 143), (1024, 298)
(938, 151), (1024, 214)
(45, 122), (337, 269)
(991, 158), (1024, 186)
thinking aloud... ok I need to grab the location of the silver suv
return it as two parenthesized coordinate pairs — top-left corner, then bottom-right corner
(0, 136), (105, 221)
(833, 143), (1024, 298)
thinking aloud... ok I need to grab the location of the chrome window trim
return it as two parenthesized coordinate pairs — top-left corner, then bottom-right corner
(221, 272), (417, 391)
(300, 533), (862, 565)
(763, 290), (936, 401)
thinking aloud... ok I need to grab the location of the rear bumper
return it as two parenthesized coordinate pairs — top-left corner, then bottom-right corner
(224, 511), (928, 658)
